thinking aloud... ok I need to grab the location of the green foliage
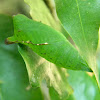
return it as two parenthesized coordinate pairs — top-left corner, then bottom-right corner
(0, 0), (100, 100)
(7, 14), (91, 71)
(0, 14), (43, 100)
(55, 0), (100, 86)
(68, 70), (100, 100)
(24, 0), (70, 39)
(18, 44), (73, 99)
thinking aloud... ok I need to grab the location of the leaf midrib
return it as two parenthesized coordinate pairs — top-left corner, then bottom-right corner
(75, 0), (90, 55)
(75, 0), (99, 87)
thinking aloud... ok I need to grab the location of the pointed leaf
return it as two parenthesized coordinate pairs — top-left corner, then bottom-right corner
(55, 0), (100, 86)
(7, 14), (91, 71)
(18, 0), (73, 98)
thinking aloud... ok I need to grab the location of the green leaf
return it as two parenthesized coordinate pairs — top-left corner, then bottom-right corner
(0, 14), (43, 100)
(24, 0), (60, 31)
(17, 0), (73, 98)
(68, 70), (100, 100)
(55, 0), (100, 86)
(24, 0), (71, 38)
(7, 14), (91, 71)
(18, 44), (73, 99)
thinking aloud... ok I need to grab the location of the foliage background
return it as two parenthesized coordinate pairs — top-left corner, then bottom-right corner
(0, 0), (100, 100)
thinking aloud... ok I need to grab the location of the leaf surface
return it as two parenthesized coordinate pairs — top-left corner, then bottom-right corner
(0, 14), (43, 100)
(24, 0), (69, 38)
(68, 70), (100, 100)
(24, 0), (60, 30)
(55, 0), (100, 86)
(7, 14), (91, 71)
(18, 44), (73, 98)
(16, 0), (73, 98)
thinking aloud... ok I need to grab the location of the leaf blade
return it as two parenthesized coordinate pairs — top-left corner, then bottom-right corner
(7, 14), (91, 71)
(55, 0), (100, 86)
(0, 14), (43, 100)
(68, 70), (100, 100)
(18, 44), (73, 98)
